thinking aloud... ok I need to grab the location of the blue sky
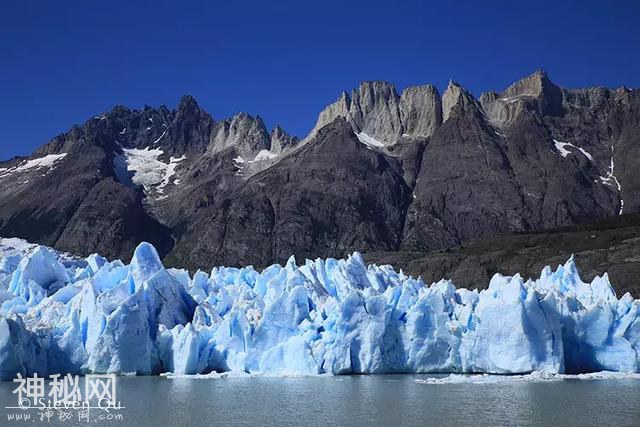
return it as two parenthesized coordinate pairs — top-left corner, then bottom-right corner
(1, 0), (639, 159)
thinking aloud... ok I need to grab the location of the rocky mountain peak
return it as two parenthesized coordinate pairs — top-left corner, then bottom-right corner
(308, 81), (445, 145)
(305, 91), (352, 141)
(160, 95), (213, 155)
(109, 105), (133, 118)
(338, 91), (351, 104)
(352, 81), (398, 102)
(177, 94), (199, 110)
(230, 112), (267, 131)
(615, 86), (634, 103)
(1, 70), (639, 280)
(271, 125), (285, 137)
(482, 70), (564, 119)
(442, 81), (477, 122)
(209, 112), (271, 158)
(400, 84), (442, 137)
(502, 69), (558, 99)
(270, 126), (299, 154)
(401, 84), (439, 98)
(349, 81), (403, 143)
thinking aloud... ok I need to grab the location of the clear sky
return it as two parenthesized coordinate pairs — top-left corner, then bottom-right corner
(1, 0), (639, 159)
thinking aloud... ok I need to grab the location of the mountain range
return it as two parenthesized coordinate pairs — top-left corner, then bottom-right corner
(0, 70), (638, 276)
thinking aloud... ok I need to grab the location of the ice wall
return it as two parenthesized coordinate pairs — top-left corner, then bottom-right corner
(0, 241), (638, 380)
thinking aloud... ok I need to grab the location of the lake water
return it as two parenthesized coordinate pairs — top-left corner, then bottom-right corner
(1, 374), (640, 426)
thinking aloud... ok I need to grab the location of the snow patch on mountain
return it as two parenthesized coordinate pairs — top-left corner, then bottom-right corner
(499, 95), (525, 104)
(152, 130), (167, 145)
(251, 150), (278, 162)
(113, 147), (185, 197)
(356, 132), (386, 149)
(0, 153), (67, 179)
(158, 155), (186, 195)
(553, 140), (593, 161)
(599, 143), (623, 214)
(114, 147), (164, 190)
(234, 151), (279, 178)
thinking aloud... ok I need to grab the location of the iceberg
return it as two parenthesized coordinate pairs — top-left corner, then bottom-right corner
(415, 370), (640, 385)
(0, 239), (639, 380)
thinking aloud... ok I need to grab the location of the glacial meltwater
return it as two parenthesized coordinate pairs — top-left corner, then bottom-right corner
(1, 374), (640, 426)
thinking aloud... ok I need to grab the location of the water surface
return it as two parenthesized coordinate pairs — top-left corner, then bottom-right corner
(1, 375), (639, 426)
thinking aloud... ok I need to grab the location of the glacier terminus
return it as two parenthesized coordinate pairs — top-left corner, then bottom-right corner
(0, 239), (639, 381)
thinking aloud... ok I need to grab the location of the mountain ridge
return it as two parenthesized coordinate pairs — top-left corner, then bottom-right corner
(0, 70), (638, 270)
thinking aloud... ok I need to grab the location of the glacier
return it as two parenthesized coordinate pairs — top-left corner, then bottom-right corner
(0, 239), (639, 381)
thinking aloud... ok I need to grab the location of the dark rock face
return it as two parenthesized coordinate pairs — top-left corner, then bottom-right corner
(0, 121), (174, 261)
(0, 71), (639, 277)
(168, 118), (411, 269)
(402, 86), (526, 251)
(403, 76), (621, 253)
(53, 178), (174, 260)
(365, 213), (640, 297)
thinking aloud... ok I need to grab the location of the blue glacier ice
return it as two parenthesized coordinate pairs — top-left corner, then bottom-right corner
(0, 239), (639, 380)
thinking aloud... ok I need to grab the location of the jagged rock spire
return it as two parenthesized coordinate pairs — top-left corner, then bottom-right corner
(270, 125), (299, 154)
(442, 80), (478, 122)
(209, 111), (271, 158)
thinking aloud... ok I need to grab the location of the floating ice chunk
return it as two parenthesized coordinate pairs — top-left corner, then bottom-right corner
(415, 370), (640, 385)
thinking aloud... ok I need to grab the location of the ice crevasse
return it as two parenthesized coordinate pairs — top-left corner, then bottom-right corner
(0, 240), (639, 380)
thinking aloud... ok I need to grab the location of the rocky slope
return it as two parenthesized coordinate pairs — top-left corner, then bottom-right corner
(365, 212), (640, 297)
(0, 71), (638, 271)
